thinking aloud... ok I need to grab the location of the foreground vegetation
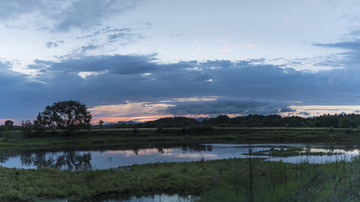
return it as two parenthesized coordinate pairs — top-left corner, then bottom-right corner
(0, 156), (360, 201)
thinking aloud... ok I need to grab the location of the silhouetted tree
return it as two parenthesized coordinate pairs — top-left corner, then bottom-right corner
(21, 120), (33, 137)
(4, 120), (13, 129)
(37, 100), (92, 135)
(99, 120), (104, 128)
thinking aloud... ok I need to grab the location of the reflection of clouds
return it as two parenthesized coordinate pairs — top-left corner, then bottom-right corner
(105, 148), (218, 159)
(267, 154), (352, 164)
(5, 143), (360, 170)
(288, 105), (360, 117)
(105, 148), (175, 157)
(302, 148), (360, 155)
(162, 152), (218, 159)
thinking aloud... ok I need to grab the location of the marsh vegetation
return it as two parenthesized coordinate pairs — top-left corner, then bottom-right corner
(2, 103), (360, 201)
(1, 156), (360, 201)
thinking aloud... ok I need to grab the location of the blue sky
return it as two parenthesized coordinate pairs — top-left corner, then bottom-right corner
(1, 0), (360, 123)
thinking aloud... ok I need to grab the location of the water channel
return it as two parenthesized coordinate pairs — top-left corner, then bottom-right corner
(1, 143), (359, 170)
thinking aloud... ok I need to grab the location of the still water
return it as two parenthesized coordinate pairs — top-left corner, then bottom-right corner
(1, 143), (359, 170)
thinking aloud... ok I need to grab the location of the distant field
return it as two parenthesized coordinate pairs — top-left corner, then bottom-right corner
(0, 127), (358, 151)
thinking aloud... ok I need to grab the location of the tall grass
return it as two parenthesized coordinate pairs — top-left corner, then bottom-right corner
(1, 157), (360, 201)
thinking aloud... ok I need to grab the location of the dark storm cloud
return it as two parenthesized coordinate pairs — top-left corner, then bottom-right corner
(166, 98), (291, 115)
(27, 54), (360, 107)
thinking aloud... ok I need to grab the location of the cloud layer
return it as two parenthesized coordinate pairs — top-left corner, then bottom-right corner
(1, 52), (360, 121)
(166, 98), (291, 116)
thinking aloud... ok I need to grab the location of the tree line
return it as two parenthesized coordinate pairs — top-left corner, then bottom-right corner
(117, 114), (360, 129)
(1, 100), (91, 137)
(2, 100), (360, 138)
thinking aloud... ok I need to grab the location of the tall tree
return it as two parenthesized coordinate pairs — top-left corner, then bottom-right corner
(4, 120), (14, 129)
(37, 100), (92, 135)
(99, 120), (104, 128)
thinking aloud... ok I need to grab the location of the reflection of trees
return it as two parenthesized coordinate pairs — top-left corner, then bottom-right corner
(180, 144), (213, 153)
(131, 146), (140, 155)
(158, 147), (164, 154)
(20, 151), (92, 170)
(128, 144), (214, 155)
(0, 150), (18, 163)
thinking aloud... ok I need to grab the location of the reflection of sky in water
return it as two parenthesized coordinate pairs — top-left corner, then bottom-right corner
(2, 157), (37, 169)
(267, 154), (353, 164)
(0, 143), (359, 170)
(120, 194), (198, 202)
(90, 146), (243, 170)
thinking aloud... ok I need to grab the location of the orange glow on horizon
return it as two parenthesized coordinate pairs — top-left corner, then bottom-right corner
(91, 114), (175, 124)
(0, 119), (14, 125)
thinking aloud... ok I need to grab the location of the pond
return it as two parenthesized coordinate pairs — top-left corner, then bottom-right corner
(0, 143), (359, 170)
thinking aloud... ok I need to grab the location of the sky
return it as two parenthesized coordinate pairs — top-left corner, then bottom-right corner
(2, 0), (360, 124)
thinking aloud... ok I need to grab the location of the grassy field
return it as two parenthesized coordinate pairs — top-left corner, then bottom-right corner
(0, 157), (360, 201)
(0, 127), (359, 151)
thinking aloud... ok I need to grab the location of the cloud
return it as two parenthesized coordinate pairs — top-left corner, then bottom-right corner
(313, 34), (360, 91)
(46, 40), (65, 48)
(27, 55), (360, 107)
(32, 54), (159, 75)
(3, 53), (360, 121)
(0, 61), (44, 119)
(166, 98), (291, 116)
(280, 107), (296, 113)
(0, 0), (40, 20)
(0, 0), (141, 32)
(79, 44), (100, 53)
(314, 40), (360, 51)
(70, 26), (145, 54)
(106, 31), (144, 46)
(299, 112), (310, 116)
(79, 27), (130, 39)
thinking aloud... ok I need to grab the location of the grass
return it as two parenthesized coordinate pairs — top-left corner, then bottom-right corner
(1, 157), (360, 201)
(0, 127), (359, 152)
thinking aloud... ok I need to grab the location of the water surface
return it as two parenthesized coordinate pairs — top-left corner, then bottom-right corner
(0, 143), (359, 170)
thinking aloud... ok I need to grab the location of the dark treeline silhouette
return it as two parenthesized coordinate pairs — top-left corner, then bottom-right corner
(0, 100), (92, 137)
(3, 111), (360, 138)
(107, 114), (360, 129)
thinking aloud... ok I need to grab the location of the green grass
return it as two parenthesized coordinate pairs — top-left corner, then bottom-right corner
(1, 157), (360, 201)
(0, 127), (359, 152)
